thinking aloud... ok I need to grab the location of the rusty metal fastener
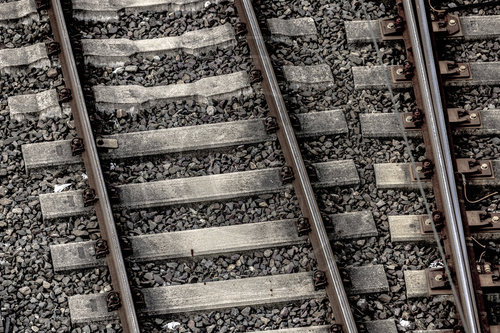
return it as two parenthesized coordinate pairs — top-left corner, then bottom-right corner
(386, 16), (405, 32)
(411, 108), (424, 127)
(35, 0), (49, 10)
(94, 239), (109, 259)
(478, 212), (492, 221)
(71, 138), (85, 156)
(82, 188), (98, 207)
(296, 217), (311, 236)
(421, 159), (435, 178)
(428, 268), (450, 290)
(120, 237), (133, 256)
(264, 116), (279, 133)
(58, 88), (72, 103)
(313, 270), (328, 290)
(131, 287), (146, 308)
(329, 324), (343, 333)
(107, 187), (120, 203)
(249, 69), (262, 84)
(438, 61), (470, 79)
(339, 268), (351, 288)
(432, 211), (444, 230)
(71, 42), (83, 53)
(106, 291), (121, 312)
(305, 163), (318, 181)
(289, 113), (301, 131)
(234, 22), (247, 35)
(402, 61), (415, 78)
(274, 66), (285, 81)
(280, 165), (294, 183)
(46, 42), (61, 57)
(394, 16), (405, 32)
(438, 18), (447, 29)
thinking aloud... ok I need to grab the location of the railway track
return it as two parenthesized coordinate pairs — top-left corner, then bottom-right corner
(0, 0), (498, 332)
(347, 0), (500, 332)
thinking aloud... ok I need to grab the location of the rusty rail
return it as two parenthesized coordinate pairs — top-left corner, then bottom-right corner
(235, 0), (357, 331)
(46, 1), (140, 331)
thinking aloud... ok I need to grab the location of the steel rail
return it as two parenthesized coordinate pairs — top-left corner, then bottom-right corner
(46, 1), (140, 331)
(234, 0), (357, 331)
(404, 0), (481, 332)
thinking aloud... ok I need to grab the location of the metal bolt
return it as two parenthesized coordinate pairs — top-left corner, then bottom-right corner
(396, 68), (404, 75)
(469, 113), (477, 120)
(387, 22), (395, 29)
(492, 216), (499, 223)
(459, 65), (467, 71)
(435, 274), (443, 281)
(449, 19), (457, 26)
(425, 219), (431, 225)
(416, 166), (423, 172)
(481, 163), (489, 170)
(406, 115), (413, 122)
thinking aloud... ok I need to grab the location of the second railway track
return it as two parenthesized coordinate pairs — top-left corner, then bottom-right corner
(0, 0), (499, 332)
